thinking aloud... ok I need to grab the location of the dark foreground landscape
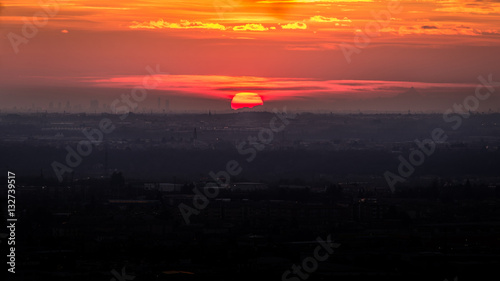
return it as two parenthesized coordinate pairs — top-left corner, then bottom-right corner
(2, 112), (500, 281)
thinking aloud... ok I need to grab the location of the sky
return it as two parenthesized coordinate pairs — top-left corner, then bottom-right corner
(0, 0), (499, 112)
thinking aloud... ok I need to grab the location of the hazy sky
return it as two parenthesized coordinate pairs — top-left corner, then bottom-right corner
(1, 0), (499, 111)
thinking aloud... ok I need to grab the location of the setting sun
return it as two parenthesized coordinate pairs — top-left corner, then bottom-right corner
(231, 92), (264, 110)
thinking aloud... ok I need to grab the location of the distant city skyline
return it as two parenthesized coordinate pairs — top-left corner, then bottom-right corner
(1, 84), (499, 114)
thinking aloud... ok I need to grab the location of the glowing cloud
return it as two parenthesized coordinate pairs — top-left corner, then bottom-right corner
(233, 24), (269, 31)
(130, 19), (227, 30)
(281, 22), (307, 30)
(309, 16), (351, 23)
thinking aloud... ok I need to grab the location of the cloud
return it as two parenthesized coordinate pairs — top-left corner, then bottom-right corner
(434, 1), (500, 15)
(216, 86), (327, 91)
(129, 19), (226, 30)
(233, 24), (269, 31)
(285, 45), (322, 51)
(285, 43), (338, 51)
(482, 29), (500, 35)
(281, 22), (307, 30)
(259, 0), (373, 2)
(309, 15), (351, 23)
(398, 24), (497, 36)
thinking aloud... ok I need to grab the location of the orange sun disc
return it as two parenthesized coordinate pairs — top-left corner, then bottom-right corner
(231, 92), (263, 110)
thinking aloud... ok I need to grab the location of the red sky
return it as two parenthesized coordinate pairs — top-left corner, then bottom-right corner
(1, 0), (499, 112)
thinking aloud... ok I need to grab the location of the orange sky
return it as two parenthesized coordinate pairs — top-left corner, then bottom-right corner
(1, 0), (499, 111)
